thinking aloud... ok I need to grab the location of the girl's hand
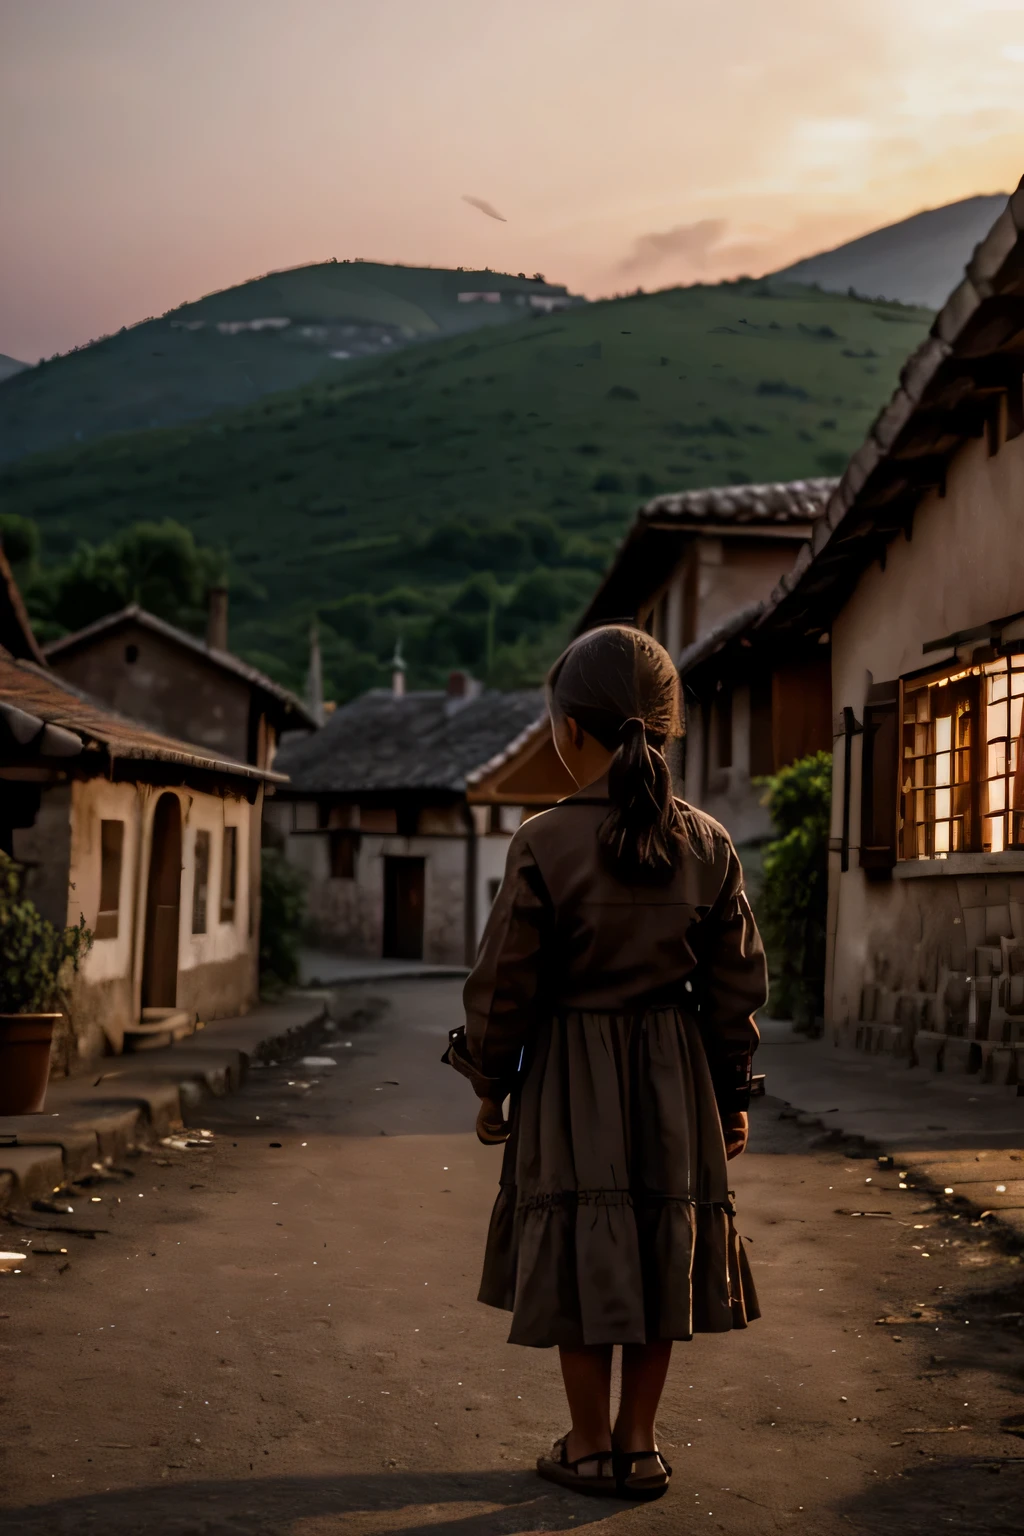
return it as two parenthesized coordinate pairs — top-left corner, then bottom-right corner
(722, 1111), (748, 1160)
(476, 1096), (510, 1145)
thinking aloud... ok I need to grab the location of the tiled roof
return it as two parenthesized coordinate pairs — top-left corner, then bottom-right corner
(637, 478), (837, 528)
(676, 600), (767, 678)
(761, 179), (1024, 634)
(275, 686), (545, 795)
(0, 653), (285, 782)
(579, 477), (834, 633)
(45, 605), (316, 729)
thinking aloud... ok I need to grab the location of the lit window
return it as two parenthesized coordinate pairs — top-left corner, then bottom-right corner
(982, 656), (1024, 851)
(900, 656), (1024, 858)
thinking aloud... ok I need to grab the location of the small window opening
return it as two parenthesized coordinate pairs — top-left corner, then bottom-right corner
(487, 878), (501, 906)
(329, 831), (358, 879)
(488, 804), (503, 833)
(125, 644), (139, 664)
(220, 826), (238, 922)
(95, 819), (124, 940)
(192, 830), (210, 933)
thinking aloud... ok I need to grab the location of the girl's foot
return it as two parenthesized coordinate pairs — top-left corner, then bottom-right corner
(612, 1446), (672, 1499)
(536, 1434), (617, 1497)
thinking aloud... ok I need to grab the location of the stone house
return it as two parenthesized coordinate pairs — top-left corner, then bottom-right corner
(1, 551), (284, 1069)
(267, 672), (545, 965)
(744, 179), (1024, 1080)
(44, 593), (315, 772)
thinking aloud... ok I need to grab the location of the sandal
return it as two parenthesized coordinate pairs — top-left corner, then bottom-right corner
(536, 1435), (617, 1497)
(613, 1447), (672, 1500)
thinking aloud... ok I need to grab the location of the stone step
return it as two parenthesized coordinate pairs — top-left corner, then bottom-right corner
(123, 1012), (194, 1052)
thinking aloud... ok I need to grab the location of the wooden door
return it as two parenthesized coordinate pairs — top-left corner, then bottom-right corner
(383, 856), (425, 960)
(142, 793), (182, 1009)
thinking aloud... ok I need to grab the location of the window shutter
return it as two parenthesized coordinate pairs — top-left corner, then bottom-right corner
(860, 680), (899, 872)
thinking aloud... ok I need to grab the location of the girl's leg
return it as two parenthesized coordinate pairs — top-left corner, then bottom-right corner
(614, 1340), (673, 1454)
(557, 1344), (614, 1464)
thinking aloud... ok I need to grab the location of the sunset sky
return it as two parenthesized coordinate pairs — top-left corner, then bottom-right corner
(2, 0), (1023, 362)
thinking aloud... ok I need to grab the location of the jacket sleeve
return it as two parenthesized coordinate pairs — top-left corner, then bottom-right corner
(445, 831), (552, 1100)
(695, 838), (768, 1115)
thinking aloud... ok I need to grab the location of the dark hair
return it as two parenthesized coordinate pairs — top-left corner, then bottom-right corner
(547, 624), (713, 880)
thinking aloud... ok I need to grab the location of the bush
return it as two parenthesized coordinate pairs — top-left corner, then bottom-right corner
(259, 849), (306, 996)
(0, 852), (92, 1013)
(755, 752), (831, 1031)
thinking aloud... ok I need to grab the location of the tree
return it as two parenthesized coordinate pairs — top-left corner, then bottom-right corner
(38, 520), (225, 636)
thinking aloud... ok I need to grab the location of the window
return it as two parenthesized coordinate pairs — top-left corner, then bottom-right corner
(95, 820), (124, 939)
(899, 657), (1024, 858)
(192, 830), (210, 933)
(220, 826), (237, 922)
(982, 655), (1024, 851)
(329, 830), (358, 879)
(488, 877), (501, 906)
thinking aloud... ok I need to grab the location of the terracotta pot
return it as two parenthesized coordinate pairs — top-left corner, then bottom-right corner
(0, 1014), (62, 1114)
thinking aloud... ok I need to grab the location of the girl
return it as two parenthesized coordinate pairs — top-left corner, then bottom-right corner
(445, 624), (767, 1500)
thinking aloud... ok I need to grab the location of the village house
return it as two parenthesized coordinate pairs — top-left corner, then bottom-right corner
(1, 551), (284, 1071)
(43, 591), (315, 772)
(267, 668), (546, 965)
(480, 479), (836, 848)
(741, 180), (1024, 1081)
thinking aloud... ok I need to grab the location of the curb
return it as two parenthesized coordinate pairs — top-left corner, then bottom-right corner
(0, 994), (359, 1215)
(774, 1101), (1024, 1247)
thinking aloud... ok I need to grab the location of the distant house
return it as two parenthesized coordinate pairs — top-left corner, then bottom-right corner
(747, 180), (1024, 1077)
(44, 593), (315, 772)
(267, 671), (545, 965)
(0, 551), (284, 1071)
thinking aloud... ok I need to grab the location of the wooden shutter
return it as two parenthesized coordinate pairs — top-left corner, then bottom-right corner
(860, 680), (899, 873)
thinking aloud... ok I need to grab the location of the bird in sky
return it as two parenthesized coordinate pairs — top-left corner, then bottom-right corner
(462, 195), (507, 223)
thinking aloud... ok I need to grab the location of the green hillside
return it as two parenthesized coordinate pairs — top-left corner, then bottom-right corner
(0, 262), (578, 463)
(1, 279), (932, 699)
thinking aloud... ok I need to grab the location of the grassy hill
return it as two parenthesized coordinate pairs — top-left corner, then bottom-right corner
(1, 279), (932, 699)
(0, 262), (579, 464)
(777, 193), (1008, 308)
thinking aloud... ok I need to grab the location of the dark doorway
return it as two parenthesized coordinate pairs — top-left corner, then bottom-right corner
(383, 856), (425, 960)
(142, 793), (182, 1009)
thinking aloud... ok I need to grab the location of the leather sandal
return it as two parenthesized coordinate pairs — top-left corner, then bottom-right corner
(536, 1436), (617, 1496)
(613, 1447), (672, 1499)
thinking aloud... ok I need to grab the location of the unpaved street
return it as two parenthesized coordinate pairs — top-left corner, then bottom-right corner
(2, 979), (1024, 1535)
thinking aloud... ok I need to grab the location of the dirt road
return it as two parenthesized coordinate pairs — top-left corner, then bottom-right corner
(2, 979), (1023, 1534)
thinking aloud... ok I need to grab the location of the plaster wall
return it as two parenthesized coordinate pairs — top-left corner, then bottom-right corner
(828, 425), (1024, 1051)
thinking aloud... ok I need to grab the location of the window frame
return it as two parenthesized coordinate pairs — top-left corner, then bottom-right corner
(192, 829), (211, 934)
(95, 819), (125, 941)
(897, 650), (1024, 862)
(220, 825), (238, 923)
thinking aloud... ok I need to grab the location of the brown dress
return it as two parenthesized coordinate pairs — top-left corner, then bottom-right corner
(447, 780), (768, 1349)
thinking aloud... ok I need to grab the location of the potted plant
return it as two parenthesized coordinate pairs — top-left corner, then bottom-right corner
(0, 851), (92, 1114)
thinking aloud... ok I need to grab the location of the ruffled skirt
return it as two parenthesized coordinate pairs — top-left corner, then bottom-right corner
(478, 1007), (759, 1348)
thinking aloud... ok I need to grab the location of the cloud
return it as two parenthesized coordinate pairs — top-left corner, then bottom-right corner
(618, 218), (728, 276)
(462, 194), (507, 223)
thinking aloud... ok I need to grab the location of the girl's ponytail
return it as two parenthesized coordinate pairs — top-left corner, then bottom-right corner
(547, 624), (713, 883)
(599, 716), (682, 881)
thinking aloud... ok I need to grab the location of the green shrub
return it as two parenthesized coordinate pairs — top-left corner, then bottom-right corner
(259, 849), (307, 996)
(0, 852), (92, 1013)
(756, 752), (832, 1031)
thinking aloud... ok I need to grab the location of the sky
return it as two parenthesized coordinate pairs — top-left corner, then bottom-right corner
(1, 0), (1023, 362)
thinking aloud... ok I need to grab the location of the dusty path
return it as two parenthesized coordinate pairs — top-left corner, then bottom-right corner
(2, 979), (1023, 1534)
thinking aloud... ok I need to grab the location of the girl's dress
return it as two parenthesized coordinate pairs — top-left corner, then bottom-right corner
(448, 779), (768, 1349)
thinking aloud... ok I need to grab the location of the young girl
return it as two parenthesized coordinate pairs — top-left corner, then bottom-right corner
(445, 624), (767, 1500)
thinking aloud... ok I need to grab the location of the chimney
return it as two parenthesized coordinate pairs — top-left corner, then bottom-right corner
(206, 586), (229, 651)
(305, 621), (325, 727)
(391, 639), (406, 698)
(445, 670), (482, 711)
